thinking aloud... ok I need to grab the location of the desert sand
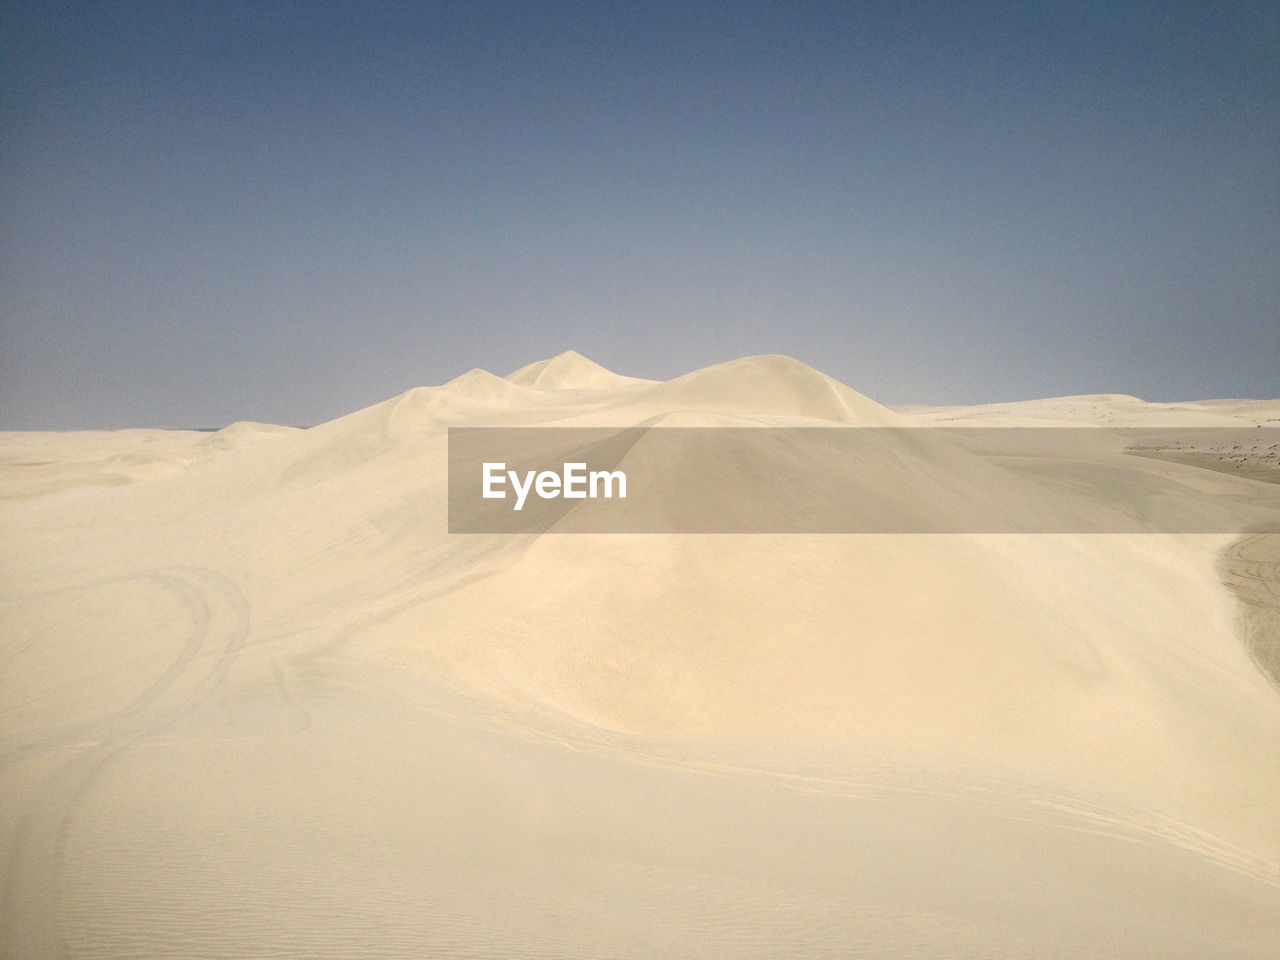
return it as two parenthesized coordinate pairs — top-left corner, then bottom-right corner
(2, 352), (1279, 958)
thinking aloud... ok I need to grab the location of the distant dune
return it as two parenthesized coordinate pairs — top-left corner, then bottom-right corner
(2, 353), (1279, 958)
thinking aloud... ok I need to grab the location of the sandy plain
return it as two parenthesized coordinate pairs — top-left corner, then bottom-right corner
(2, 352), (1279, 958)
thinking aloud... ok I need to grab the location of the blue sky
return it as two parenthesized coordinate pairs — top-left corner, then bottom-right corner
(2, 1), (1277, 427)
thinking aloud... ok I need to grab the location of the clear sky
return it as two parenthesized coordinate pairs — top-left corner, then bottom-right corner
(2, 1), (1277, 427)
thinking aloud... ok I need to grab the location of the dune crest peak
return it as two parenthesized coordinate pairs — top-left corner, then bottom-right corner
(632, 353), (904, 425)
(506, 350), (656, 391)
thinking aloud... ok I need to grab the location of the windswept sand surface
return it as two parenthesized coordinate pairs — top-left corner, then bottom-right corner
(3, 352), (1279, 958)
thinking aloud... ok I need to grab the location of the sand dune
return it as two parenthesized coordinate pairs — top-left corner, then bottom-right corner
(898, 391), (1280, 427)
(2, 353), (1279, 958)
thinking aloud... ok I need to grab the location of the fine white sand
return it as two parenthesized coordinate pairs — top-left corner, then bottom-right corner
(2, 352), (1279, 958)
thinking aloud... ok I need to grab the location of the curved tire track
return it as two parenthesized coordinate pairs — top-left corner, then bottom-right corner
(0, 566), (249, 960)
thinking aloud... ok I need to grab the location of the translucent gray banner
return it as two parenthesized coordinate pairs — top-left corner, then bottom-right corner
(448, 427), (1280, 534)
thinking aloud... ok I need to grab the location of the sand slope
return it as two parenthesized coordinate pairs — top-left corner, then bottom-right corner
(2, 352), (1279, 958)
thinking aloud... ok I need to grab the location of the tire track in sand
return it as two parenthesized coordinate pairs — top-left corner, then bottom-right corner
(0, 566), (249, 960)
